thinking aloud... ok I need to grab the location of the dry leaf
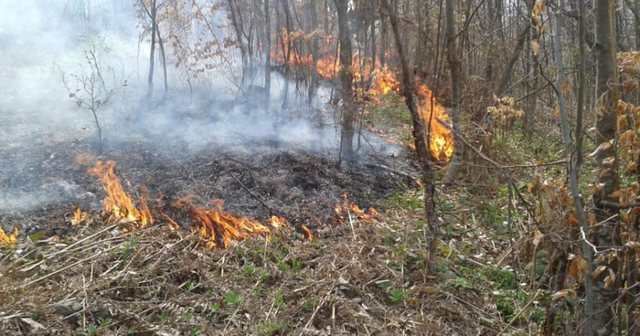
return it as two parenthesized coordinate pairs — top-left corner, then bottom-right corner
(568, 255), (588, 283)
(551, 288), (576, 300)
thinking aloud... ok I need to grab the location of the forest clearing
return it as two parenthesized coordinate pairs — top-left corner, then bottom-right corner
(1, 0), (640, 335)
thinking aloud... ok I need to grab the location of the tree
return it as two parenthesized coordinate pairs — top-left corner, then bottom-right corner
(334, 0), (355, 161)
(62, 47), (124, 154)
(590, 0), (620, 334)
(443, 0), (463, 183)
(381, 0), (438, 272)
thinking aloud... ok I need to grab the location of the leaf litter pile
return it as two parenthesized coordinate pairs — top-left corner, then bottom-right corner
(0, 141), (506, 335)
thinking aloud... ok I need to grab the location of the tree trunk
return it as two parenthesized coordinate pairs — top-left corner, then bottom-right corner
(592, 0), (620, 334)
(443, 0), (462, 183)
(381, 0), (438, 272)
(552, 3), (595, 334)
(147, 0), (157, 97)
(156, 24), (168, 95)
(334, 0), (355, 161)
(264, 0), (271, 98)
(228, 0), (249, 87)
(308, 0), (319, 105)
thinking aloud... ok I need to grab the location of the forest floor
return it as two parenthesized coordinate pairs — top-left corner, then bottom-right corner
(0, 96), (563, 335)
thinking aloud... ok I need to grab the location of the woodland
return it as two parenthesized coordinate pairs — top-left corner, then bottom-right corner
(1, 0), (640, 335)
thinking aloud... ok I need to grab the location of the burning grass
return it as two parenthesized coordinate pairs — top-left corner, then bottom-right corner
(0, 198), (499, 335)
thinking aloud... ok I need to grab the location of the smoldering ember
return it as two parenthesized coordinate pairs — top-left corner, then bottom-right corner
(1, 0), (638, 335)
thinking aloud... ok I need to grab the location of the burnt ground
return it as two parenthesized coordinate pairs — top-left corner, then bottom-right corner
(0, 113), (514, 335)
(0, 134), (418, 237)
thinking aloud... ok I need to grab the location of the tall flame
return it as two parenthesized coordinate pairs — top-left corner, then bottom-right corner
(88, 161), (153, 226)
(416, 85), (454, 161)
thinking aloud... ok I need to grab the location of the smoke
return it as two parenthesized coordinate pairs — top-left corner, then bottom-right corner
(0, 0), (399, 216)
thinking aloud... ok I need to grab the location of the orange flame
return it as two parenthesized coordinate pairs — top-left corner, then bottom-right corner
(369, 66), (400, 96)
(301, 224), (313, 241)
(0, 227), (19, 246)
(176, 198), (276, 249)
(88, 161), (153, 226)
(71, 208), (89, 225)
(416, 85), (454, 161)
(334, 193), (379, 224)
(269, 215), (288, 228)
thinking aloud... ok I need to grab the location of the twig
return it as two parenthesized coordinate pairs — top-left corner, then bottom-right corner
(46, 221), (123, 259)
(580, 227), (599, 254)
(347, 211), (357, 241)
(301, 292), (330, 334)
(229, 172), (275, 215)
(21, 251), (103, 288)
(497, 289), (542, 335)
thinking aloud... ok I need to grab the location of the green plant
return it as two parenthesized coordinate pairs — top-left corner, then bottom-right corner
(224, 291), (241, 305)
(302, 300), (315, 311)
(389, 287), (410, 304)
(243, 263), (257, 276)
(86, 325), (98, 336)
(188, 327), (202, 336)
(209, 302), (221, 313)
(274, 290), (285, 307)
(118, 235), (140, 267)
(257, 322), (285, 336)
(97, 317), (112, 328)
(156, 314), (169, 324)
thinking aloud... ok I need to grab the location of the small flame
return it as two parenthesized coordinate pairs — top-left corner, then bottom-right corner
(334, 193), (379, 224)
(88, 161), (153, 226)
(301, 224), (313, 241)
(71, 208), (89, 225)
(177, 199), (276, 249)
(416, 85), (454, 161)
(269, 215), (288, 228)
(0, 227), (19, 246)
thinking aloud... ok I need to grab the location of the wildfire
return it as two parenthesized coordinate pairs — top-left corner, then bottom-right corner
(176, 198), (276, 249)
(316, 57), (339, 79)
(369, 66), (400, 96)
(301, 224), (313, 241)
(0, 227), (19, 247)
(416, 85), (454, 161)
(88, 161), (153, 226)
(71, 208), (89, 225)
(269, 215), (288, 228)
(334, 193), (379, 224)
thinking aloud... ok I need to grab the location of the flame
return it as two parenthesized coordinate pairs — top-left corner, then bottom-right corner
(334, 193), (379, 224)
(269, 215), (288, 228)
(416, 85), (454, 161)
(0, 227), (19, 246)
(301, 224), (313, 241)
(71, 208), (89, 225)
(176, 198), (276, 249)
(271, 29), (313, 71)
(88, 161), (153, 226)
(369, 66), (400, 96)
(316, 57), (340, 79)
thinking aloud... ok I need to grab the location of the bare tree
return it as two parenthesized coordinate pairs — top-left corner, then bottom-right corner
(590, 0), (621, 334)
(334, 0), (355, 161)
(62, 47), (124, 153)
(381, 0), (438, 272)
(443, 0), (463, 183)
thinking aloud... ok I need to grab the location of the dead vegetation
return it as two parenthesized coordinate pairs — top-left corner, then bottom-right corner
(0, 200), (508, 335)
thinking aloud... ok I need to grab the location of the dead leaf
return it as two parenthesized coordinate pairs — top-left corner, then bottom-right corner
(568, 255), (588, 283)
(551, 288), (576, 300)
(532, 229), (544, 248)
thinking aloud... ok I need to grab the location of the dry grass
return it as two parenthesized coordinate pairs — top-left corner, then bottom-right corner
(0, 205), (513, 336)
